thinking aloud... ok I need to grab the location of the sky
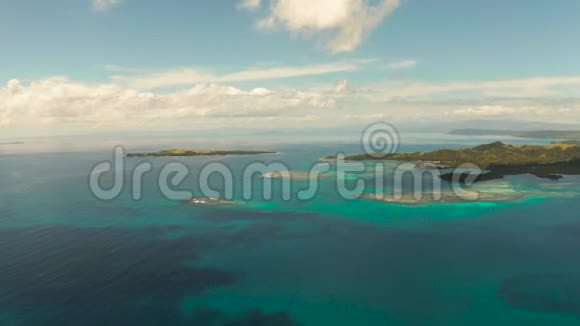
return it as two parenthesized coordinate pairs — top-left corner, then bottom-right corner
(1, 0), (580, 138)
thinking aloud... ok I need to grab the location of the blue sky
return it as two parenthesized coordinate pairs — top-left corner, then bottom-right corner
(1, 0), (580, 137)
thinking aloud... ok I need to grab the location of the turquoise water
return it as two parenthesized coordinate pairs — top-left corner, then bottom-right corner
(1, 143), (580, 325)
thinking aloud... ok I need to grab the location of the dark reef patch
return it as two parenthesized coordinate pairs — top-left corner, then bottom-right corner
(0, 226), (236, 307)
(498, 274), (580, 314)
(0, 220), (319, 325)
(190, 308), (301, 326)
(11, 304), (301, 326)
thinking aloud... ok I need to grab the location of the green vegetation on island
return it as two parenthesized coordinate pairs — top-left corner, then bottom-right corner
(450, 129), (580, 140)
(554, 140), (580, 145)
(346, 141), (580, 182)
(127, 149), (279, 157)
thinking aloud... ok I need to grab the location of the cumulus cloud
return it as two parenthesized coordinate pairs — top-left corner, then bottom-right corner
(92, 0), (123, 12)
(334, 80), (350, 94)
(113, 62), (358, 89)
(251, 0), (400, 53)
(0, 78), (335, 129)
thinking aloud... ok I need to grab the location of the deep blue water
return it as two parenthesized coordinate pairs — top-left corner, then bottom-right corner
(1, 141), (580, 325)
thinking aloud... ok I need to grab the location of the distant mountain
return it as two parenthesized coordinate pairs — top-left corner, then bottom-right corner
(450, 129), (520, 136)
(419, 119), (580, 133)
(0, 142), (24, 145)
(451, 129), (580, 140)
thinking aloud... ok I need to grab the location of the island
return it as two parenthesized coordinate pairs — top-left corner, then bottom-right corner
(345, 141), (580, 182)
(553, 140), (580, 145)
(127, 149), (279, 157)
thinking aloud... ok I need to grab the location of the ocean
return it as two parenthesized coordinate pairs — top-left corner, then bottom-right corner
(1, 139), (580, 325)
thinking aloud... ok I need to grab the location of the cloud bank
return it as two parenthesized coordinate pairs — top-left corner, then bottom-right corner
(0, 78), (334, 131)
(2, 52), (580, 134)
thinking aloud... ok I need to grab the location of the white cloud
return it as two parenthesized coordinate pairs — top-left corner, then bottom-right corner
(359, 76), (580, 101)
(386, 60), (417, 70)
(3, 75), (580, 135)
(334, 80), (350, 94)
(250, 87), (272, 96)
(252, 0), (400, 53)
(451, 106), (535, 117)
(0, 78), (335, 129)
(92, 0), (123, 12)
(448, 105), (578, 122)
(238, 0), (262, 11)
(113, 62), (358, 89)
